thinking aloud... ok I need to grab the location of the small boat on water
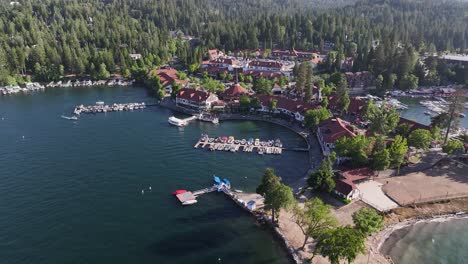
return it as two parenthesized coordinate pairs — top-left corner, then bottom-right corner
(168, 116), (187, 127)
(172, 190), (188, 195)
(61, 115), (78, 120)
(182, 200), (198, 205)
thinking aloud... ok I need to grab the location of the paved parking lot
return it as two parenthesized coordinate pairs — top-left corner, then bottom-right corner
(357, 180), (398, 212)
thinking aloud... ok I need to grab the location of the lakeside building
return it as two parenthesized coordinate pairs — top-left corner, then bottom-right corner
(175, 88), (219, 112)
(220, 83), (253, 103)
(316, 117), (357, 157)
(328, 96), (367, 118)
(398, 117), (431, 133)
(256, 95), (317, 122)
(334, 167), (375, 200)
(149, 68), (188, 94)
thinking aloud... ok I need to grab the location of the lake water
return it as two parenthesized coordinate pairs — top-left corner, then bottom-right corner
(0, 86), (312, 264)
(380, 218), (468, 264)
(399, 97), (468, 128)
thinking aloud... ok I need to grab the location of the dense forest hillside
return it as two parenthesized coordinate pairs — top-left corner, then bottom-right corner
(0, 0), (466, 84)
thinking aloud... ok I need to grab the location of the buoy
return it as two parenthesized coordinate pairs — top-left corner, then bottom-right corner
(141, 190), (144, 195)
(149, 186), (152, 191)
(22, 136), (25, 139)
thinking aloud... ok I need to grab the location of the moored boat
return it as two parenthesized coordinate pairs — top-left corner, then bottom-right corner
(168, 116), (187, 127)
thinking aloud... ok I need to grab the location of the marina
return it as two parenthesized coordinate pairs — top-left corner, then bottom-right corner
(0, 82), (45, 95)
(193, 134), (283, 155)
(73, 101), (146, 115)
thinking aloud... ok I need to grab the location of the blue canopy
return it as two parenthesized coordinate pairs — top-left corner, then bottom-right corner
(213, 175), (221, 184)
(222, 178), (231, 186)
(248, 138), (254, 142)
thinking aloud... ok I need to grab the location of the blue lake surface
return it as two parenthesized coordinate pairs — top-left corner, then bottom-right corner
(0, 86), (312, 264)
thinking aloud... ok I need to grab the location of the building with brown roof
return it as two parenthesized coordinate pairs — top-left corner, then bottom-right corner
(175, 88), (219, 112)
(256, 95), (318, 121)
(317, 118), (357, 156)
(220, 83), (252, 102)
(398, 117), (431, 133)
(148, 68), (188, 93)
(246, 59), (285, 72)
(334, 167), (375, 199)
(207, 49), (225, 60)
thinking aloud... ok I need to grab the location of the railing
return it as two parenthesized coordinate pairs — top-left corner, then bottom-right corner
(399, 192), (468, 206)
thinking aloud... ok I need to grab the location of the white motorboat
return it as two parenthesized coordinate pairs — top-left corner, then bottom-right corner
(182, 200), (198, 205)
(168, 116), (187, 127)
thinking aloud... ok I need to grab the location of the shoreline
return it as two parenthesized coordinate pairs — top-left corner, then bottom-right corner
(368, 211), (468, 264)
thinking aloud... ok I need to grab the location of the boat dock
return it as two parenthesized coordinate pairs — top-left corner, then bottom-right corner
(193, 135), (283, 155)
(173, 176), (231, 205)
(73, 101), (146, 115)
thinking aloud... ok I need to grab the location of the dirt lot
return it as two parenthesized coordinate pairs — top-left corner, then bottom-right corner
(381, 158), (468, 205)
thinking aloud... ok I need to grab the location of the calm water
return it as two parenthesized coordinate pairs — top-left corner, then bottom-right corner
(0, 87), (311, 264)
(399, 98), (468, 128)
(381, 218), (468, 264)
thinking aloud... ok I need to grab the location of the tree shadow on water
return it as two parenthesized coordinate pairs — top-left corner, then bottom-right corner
(147, 225), (237, 257)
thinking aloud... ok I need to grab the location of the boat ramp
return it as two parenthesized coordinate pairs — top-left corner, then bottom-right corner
(194, 135), (283, 155)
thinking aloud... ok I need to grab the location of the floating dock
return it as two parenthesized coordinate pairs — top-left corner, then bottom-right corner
(194, 135), (283, 155)
(74, 101), (146, 115)
(174, 176), (231, 205)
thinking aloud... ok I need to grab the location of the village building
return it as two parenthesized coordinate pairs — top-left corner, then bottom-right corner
(316, 117), (357, 156)
(203, 57), (242, 72)
(220, 83), (253, 102)
(271, 83), (285, 95)
(256, 95), (317, 122)
(328, 96), (366, 118)
(271, 49), (317, 61)
(398, 117), (431, 133)
(207, 49), (225, 60)
(241, 70), (285, 80)
(149, 68), (188, 94)
(129, 53), (142, 60)
(245, 59), (286, 72)
(334, 167), (375, 200)
(175, 88), (219, 112)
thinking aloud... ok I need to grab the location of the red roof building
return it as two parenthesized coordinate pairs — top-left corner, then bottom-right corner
(246, 59), (285, 71)
(334, 167), (375, 199)
(256, 95), (318, 121)
(317, 118), (357, 156)
(175, 88), (219, 112)
(398, 117), (431, 132)
(148, 68), (187, 88)
(221, 84), (252, 102)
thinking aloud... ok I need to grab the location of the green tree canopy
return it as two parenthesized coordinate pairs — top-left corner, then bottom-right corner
(352, 208), (384, 236)
(304, 108), (332, 131)
(307, 158), (335, 192)
(335, 135), (371, 167)
(442, 140), (464, 154)
(388, 135), (409, 173)
(408, 129), (433, 149)
(292, 198), (338, 249)
(366, 101), (400, 135)
(314, 226), (366, 264)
